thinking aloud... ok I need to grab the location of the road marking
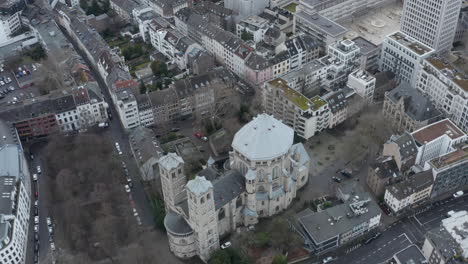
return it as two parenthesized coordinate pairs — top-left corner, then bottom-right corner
(412, 216), (423, 226)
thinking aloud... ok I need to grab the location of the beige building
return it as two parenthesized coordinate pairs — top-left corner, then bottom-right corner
(367, 156), (401, 198)
(160, 114), (310, 262)
(384, 170), (433, 214)
(383, 82), (441, 133)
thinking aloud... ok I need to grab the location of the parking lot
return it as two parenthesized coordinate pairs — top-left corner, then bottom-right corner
(0, 63), (41, 106)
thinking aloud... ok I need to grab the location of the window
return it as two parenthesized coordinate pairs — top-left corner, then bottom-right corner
(207, 193), (211, 200)
(172, 172), (176, 179)
(201, 197), (205, 204)
(218, 208), (225, 220)
(236, 197), (242, 208)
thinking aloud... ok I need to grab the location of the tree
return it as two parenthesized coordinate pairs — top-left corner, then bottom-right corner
(150, 196), (166, 230)
(24, 44), (47, 61)
(272, 255), (287, 264)
(150, 60), (168, 77)
(254, 232), (270, 247)
(80, 0), (89, 11)
(241, 30), (253, 41)
(139, 80), (147, 94)
(268, 217), (302, 254)
(208, 248), (250, 264)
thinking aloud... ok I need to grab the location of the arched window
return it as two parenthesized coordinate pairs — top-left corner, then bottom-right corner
(272, 167), (279, 179)
(258, 169), (264, 182)
(180, 239), (187, 245)
(201, 197), (205, 204)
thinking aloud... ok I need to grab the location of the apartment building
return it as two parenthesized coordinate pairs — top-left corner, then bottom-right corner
(347, 70), (376, 101)
(367, 156), (401, 197)
(425, 145), (468, 199)
(109, 0), (141, 22)
(379, 31), (435, 88)
(224, 0), (269, 23)
(280, 59), (327, 97)
(133, 7), (158, 43)
(322, 90), (347, 129)
(382, 132), (418, 172)
(244, 53), (271, 86)
(382, 82), (441, 133)
(384, 170), (433, 214)
(400, 0), (462, 52)
(114, 89), (140, 129)
(422, 211), (468, 263)
(415, 56), (468, 133)
(263, 78), (330, 139)
(0, 120), (31, 264)
(236, 15), (269, 43)
(411, 119), (467, 167)
(143, 0), (188, 18)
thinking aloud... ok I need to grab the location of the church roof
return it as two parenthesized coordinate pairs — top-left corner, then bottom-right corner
(164, 210), (193, 235)
(187, 176), (212, 196)
(232, 114), (294, 161)
(158, 153), (184, 171)
(213, 170), (245, 209)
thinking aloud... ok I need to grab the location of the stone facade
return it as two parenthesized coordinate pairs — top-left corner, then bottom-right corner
(160, 114), (310, 262)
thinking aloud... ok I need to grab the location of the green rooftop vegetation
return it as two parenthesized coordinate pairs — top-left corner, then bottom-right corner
(310, 96), (327, 111)
(283, 3), (298, 13)
(269, 79), (310, 111)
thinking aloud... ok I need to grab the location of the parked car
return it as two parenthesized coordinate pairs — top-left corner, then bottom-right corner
(126, 178), (133, 188)
(48, 226), (53, 234)
(124, 185), (130, 193)
(30, 153), (34, 160)
(171, 127), (180, 132)
(340, 170), (352, 178)
(332, 176), (341, 183)
(33, 174), (38, 181)
(46, 217), (52, 226)
(36, 165), (41, 174)
(51, 242), (56, 251)
(194, 132), (202, 139)
(201, 136), (208, 142)
(34, 233), (39, 241)
(453, 191), (464, 198)
(34, 216), (39, 224)
(322, 257), (334, 263)
(221, 241), (231, 249)
(34, 225), (38, 233)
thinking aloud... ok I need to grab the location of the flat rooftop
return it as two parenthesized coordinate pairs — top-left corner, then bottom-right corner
(441, 210), (468, 258)
(295, 11), (348, 37)
(269, 78), (326, 111)
(388, 31), (433, 56)
(345, 2), (403, 45)
(430, 145), (468, 169)
(412, 119), (465, 145)
(426, 56), (468, 92)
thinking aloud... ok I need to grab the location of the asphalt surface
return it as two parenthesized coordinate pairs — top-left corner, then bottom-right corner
(319, 194), (468, 264)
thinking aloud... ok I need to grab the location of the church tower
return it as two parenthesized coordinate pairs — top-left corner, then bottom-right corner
(186, 176), (219, 262)
(159, 153), (187, 211)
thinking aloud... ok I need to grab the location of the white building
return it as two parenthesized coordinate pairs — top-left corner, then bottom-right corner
(263, 78), (330, 139)
(411, 119), (467, 167)
(0, 123), (31, 264)
(114, 89), (140, 129)
(133, 7), (158, 43)
(379, 31), (434, 88)
(347, 70), (376, 101)
(415, 56), (468, 133)
(236, 15), (269, 43)
(384, 170), (433, 214)
(160, 114), (310, 261)
(400, 0), (462, 53)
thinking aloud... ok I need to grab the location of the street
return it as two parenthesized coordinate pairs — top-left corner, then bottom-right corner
(326, 195), (468, 264)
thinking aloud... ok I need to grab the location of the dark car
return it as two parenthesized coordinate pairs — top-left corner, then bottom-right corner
(34, 233), (39, 241)
(332, 176), (342, 183)
(340, 170), (352, 178)
(30, 153), (34, 160)
(171, 127), (180, 132)
(34, 243), (39, 252)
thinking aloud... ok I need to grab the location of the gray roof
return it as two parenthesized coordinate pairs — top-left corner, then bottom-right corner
(245, 53), (270, 70)
(389, 132), (418, 161)
(187, 176), (212, 196)
(0, 145), (22, 181)
(426, 226), (460, 261)
(297, 192), (381, 243)
(198, 167), (219, 182)
(164, 210), (193, 235)
(232, 114), (294, 161)
(148, 87), (179, 107)
(0, 176), (16, 243)
(295, 11), (348, 36)
(0, 119), (19, 147)
(386, 82), (441, 122)
(324, 91), (347, 114)
(394, 244), (428, 264)
(213, 170), (245, 210)
(352, 37), (379, 55)
(110, 0), (141, 13)
(159, 153), (184, 171)
(129, 127), (161, 166)
(386, 170), (433, 200)
(370, 156), (400, 179)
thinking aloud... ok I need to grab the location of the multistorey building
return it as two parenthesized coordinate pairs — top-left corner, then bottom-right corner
(160, 114), (310, 261)
(415, 56), (468, 133)
(263, 78), (330, 139)
(0, 120), (31, 264)
(224, 0), (269, 23)
(347, 70), (376, 102)
(400, 0), (462, 53)
(382, 82), (441, 133)
(424, 145), (468, 199)
(379, 31), (435, 88)
(384, 170), (433, 214)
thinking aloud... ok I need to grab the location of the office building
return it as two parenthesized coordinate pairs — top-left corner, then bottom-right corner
(400, 0), (462, 52)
